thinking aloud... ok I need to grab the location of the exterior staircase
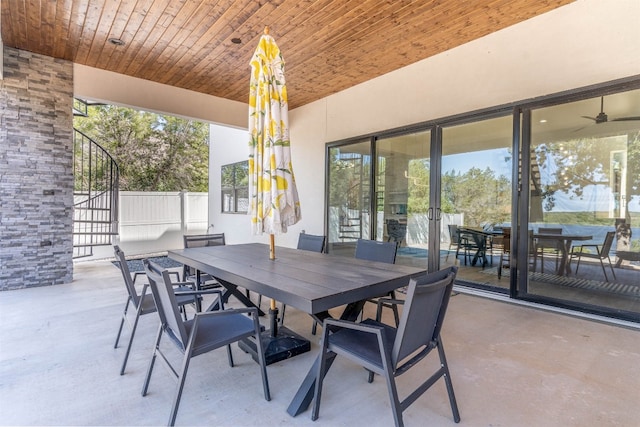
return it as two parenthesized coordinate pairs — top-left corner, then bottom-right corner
(72, 99), (119, 258)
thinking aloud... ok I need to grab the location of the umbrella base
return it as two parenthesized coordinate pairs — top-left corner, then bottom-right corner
(238, 326), (311, 365)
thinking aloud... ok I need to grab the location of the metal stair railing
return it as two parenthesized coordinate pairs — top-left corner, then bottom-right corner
(73, 128), (119, 258)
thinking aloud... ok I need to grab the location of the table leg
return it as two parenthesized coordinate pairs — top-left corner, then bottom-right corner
(287, 300), (366, 417)
(287, 352), (337, 417)
(195, 270), (203, 311)
(471, 244), (487, 267)
(205, 278), (265, 316)
(555, 239), (573, 276)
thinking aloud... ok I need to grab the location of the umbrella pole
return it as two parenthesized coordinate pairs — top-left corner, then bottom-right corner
(269, 298), (279, 337)
(269, 234), (275, 260)
(268, 233), (279, 335)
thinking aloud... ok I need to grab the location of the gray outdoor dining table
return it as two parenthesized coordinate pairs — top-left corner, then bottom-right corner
(168, 242), (426, 417)
(532, 232), (592, 276)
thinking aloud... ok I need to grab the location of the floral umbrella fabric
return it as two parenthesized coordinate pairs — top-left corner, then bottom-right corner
(248, 30), (301, 236)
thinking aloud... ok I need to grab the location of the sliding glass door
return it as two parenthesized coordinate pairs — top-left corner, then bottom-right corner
(375, 131), (431, 267)
(525, 89), (640, 315)
(324, 82), (640, 322)
(326, 140), (372, 256)
(439, 116), (513, 289)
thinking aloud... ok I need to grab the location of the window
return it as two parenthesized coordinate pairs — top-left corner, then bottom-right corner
(221, 161), (249, 213)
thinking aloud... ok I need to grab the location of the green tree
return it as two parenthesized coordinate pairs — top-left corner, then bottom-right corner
(74, 105), (209, 191)
(441, 167), (511, 226)
(538, 131), (640, 250)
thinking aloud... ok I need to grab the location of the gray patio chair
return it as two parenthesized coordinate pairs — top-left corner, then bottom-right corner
(113, 245), (198, 375)
(141, 259), (270, 426)
(358, 239), (401, 324)
(571, 231), (617, 282)
(311, 266), (460, 427)
(310, 238), (399, 335)
(446, 224), (477, 266)
(497, 227), (511, 279)
(534, 227), (563, 273)
(278, 233), (326, 326)
(182, 233), (225, 288)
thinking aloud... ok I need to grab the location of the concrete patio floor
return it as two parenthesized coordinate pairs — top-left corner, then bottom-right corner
(1, 259), (639, 426)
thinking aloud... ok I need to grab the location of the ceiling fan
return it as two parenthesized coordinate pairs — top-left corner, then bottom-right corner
(581, 96), (640, 124)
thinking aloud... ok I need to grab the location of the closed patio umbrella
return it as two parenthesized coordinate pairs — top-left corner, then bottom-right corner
(249, 27), (301, 257)
(245, 27), (308, 364)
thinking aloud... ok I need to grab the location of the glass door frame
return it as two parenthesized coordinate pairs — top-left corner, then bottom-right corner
(323, 76), (640, 323)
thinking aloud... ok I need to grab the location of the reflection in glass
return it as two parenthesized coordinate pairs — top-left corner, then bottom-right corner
(221, 161), (249, 213)
(326, 140), (371, 255)
(376, 131), (430, 267)
(440, 116), (513, 290)
(528, 89), (640, 317)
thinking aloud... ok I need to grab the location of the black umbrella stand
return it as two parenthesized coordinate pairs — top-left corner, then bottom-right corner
(238, 300), (311, 365)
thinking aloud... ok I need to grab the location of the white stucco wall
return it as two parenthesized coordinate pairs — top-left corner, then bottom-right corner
(209, 0), (640, 248)
(74, 65), (248, 128)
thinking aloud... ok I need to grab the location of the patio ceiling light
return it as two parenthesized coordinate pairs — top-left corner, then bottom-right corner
(108, 37), (125, 46)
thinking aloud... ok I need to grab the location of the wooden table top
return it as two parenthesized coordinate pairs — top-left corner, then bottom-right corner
(169, 243), (426, 315)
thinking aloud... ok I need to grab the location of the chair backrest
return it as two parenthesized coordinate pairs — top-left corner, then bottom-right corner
(501, 227), (512, 253)
(538, 227), (562, 234)
(447, 224), (459, 243)
(297, 233), (325, 252)
(355, 239), (398, 264)
(392, 266), (458, 366)
(114, 245), (140, 306)
(143, 259), (189, 350)
(537, 227), (563, 248)
(183, 233), (226, 248)
(183, 233), (226, 278)
(600, 231), (616, 256)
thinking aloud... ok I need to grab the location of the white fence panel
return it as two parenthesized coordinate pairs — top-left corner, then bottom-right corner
(84, 191), (208, 260)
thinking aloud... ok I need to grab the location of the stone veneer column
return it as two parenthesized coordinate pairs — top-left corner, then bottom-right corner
(0, 47), (74, 289)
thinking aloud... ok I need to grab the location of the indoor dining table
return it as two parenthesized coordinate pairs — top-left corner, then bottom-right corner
(168, 242), (427, 417)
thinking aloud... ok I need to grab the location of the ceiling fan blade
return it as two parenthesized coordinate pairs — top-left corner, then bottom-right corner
(611, 116), (640, 122)
(572, 125), (590, 132)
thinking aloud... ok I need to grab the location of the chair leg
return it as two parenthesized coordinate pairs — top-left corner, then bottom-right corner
(438, 338), (461, 423)
(114, 298), (131, 349)
(607, 257), (617, 281)
(253, 324), (271, 402)
(120, 303), (144, 375)
(280, 303), (287, 326)
(599, 258), (609, 282)
(168, 349), (194, 426)
(226, 345), (234, 367)
(141, 325), (163, 397)
(383, 369), (403, 427)
(390, 291), (400, 327)
(311, 321), (318, 335)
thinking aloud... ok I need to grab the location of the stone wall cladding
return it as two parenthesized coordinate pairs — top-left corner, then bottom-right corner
(0, 47), (74, 290)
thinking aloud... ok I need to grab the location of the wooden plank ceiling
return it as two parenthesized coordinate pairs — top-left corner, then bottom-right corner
(1, 0), (574, 109)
